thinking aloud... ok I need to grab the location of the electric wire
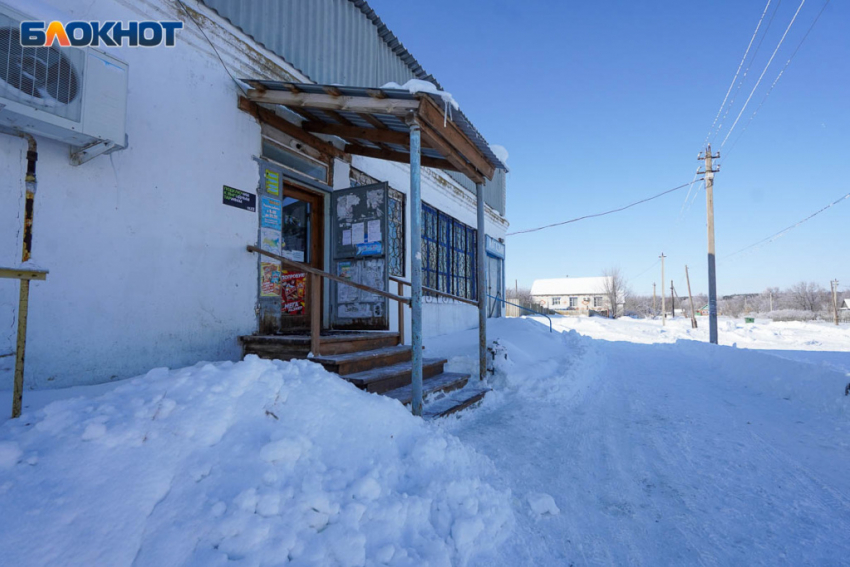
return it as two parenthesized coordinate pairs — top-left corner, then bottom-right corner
(702, 0), (774, 148)
(176, 0), (247, 95)
(722, 0), (831, 164)
(724, 191), (850, 259)
(710, 0), (783, 146)
(631, 259), (661, 281)
(507, 180), (702, 236)
(720, 0), (807, 148)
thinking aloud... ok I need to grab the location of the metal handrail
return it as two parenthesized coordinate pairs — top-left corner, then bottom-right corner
(390, 275), (480, 307)
(488, 294), (553, 332)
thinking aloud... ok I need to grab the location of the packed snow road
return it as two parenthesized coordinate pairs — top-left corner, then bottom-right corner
(430, 318), (850, 566)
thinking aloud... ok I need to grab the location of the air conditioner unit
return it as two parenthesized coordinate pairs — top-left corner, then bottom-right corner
(0, 3), (128, 164)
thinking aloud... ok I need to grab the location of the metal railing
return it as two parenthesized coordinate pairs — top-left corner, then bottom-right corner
(488, 294), (553, 332)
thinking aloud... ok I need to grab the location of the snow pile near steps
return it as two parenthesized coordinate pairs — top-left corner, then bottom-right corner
(0, 357), (512, 566)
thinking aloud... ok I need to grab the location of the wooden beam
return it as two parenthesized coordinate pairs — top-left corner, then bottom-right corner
(419, 123), (486, 184)
(0, 267), (48, 281)
(238, 97), (345, 160)
(345, 145), (461, 173)
(246, 89), (421, 116)
(366, 89), (388, 99)
(417, 97), (495, 180)
(302, 122), (413, 147)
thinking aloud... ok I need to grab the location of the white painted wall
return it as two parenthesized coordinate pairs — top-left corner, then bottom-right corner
(0, 0), (310, 389)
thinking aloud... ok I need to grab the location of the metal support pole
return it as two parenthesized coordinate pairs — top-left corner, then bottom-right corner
(408, 117), (423, 416)
(476, 183), (487, 381)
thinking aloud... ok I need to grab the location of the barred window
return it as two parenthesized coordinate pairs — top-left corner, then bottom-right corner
(387, 189), (405, 277)
(421, 203), (477, 300)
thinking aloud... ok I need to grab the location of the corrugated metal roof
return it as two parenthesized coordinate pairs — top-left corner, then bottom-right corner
(247, 81), (507, 172)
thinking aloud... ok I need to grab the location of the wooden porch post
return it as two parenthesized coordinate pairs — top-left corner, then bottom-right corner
(476, 183), (487, 381)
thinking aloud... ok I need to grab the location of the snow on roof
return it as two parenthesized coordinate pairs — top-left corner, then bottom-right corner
(531, 277), (611, 296)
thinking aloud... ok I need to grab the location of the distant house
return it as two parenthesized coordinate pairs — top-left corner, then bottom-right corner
(531, 277), (623, 317)
(841, 298), (850, 311)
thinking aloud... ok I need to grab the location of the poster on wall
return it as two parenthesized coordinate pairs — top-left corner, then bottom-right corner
(260, 227), (281, 261)
(260, 196), (282, 230)
(281, 272), (306, 315)
(260, 263), (282, 297)
(264, 170), (280, 196)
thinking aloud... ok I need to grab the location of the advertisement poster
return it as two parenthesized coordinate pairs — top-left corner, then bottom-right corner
(261, 196), (282, 230)
(281, 272), (306, 315)
(222, 186), (256, 212)
(260, 227), (281, 260)
(264, 170), (280, 196)
(260, 263), (281, 297)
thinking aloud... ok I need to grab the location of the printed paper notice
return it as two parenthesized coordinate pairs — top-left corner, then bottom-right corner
(366, 220), (382, 243)
(351, 222), (365, 245)
(341, 229), (352, 246)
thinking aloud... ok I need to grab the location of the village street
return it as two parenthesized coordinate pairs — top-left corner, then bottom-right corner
(430, 318), (850, 566)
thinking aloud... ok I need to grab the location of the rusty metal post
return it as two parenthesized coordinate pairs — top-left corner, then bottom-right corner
(476, 183), (487, 381)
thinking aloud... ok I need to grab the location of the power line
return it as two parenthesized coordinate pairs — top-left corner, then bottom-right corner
(710, 0), (783, 146)
(725, 191), (850, 259)
(631, 259), (660, 281)
(720, 0), (807, 148)
(722, 0), (831, 163)
(703, 0), (774, 147)
(507, 180), (702, 236)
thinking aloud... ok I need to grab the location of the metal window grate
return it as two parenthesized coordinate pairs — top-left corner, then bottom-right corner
(421, 203), (477, 301)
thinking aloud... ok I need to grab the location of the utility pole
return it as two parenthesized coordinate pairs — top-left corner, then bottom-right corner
(832, 279), (840, 326)
(699, 145), (720, 344)
(685, 265), (697, 329)
(652, 283), (657, 314)
(769, 290), (773, 312)
(670, 280), (675, 318)
(659, 253), (666, 325)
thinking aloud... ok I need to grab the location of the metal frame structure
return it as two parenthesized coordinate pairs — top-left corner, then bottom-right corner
(240, 81), (505, 415)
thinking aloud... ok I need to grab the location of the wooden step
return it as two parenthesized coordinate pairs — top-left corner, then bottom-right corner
(310, 345), (412, 375)
(342, 358), (446, 394)
(382, 372), (470, 405)
(239, 331), (400, 359)
(423, 386), (490, 419)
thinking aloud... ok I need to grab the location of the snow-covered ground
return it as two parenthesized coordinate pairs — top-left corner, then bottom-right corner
(1, 316), (849, 565)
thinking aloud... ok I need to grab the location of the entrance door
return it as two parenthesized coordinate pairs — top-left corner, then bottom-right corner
(257, 162), (324, 333)
(485, 236), (505, 318)
(331, 183), (389, 330)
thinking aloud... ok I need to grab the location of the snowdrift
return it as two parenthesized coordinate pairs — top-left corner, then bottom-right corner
(0, 357), (512, 566)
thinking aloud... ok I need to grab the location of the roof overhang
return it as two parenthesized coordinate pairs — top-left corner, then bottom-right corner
(240, 81), (505, 184)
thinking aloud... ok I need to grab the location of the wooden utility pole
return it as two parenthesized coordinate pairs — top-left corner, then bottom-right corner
(769, 290), (773, 312)
(659, 253), (666, 325)
(832, 279), (840, 326)
(699, 145), (720, 344)
(670, 280), (675, 318)
(685, 265), (697, 329)
(652, 283), (657, 314)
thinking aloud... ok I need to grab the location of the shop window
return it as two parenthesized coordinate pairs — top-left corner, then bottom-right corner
(552, 297), (561, 306)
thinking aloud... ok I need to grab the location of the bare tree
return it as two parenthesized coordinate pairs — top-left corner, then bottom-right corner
(602, 267), (627, 318)
(788, 281), (825, 312)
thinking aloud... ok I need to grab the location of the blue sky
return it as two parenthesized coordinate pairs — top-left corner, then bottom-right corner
(368, 0), (849, 296)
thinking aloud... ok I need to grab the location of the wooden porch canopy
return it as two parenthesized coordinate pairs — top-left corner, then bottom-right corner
(239, 80), (506, 184)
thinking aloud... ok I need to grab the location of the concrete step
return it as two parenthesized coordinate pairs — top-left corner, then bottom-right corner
(310, 345), (412, 375)
(382, 372), (470, 405)
(342, 358), (446, 394)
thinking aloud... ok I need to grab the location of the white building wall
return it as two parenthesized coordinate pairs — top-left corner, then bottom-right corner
(0, 0), (508, 390)
(0, 0), (309, 389)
